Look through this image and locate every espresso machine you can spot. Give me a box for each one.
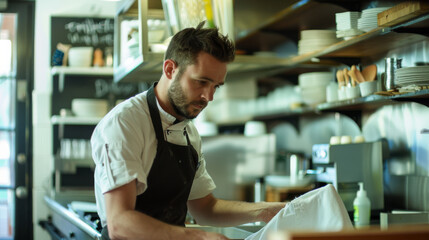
[311,141,384,212]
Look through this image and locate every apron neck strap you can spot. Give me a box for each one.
[147,83,165,143]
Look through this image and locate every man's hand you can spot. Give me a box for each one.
[188,194,286,227]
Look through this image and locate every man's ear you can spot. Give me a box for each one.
[163,59,177,80]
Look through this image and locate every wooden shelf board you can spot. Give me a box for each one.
[51,66,113,76]
[51,115,102,125]
[318,89,429,112]
[253,106,316,121]
[235,1,346,49]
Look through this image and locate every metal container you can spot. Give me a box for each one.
[383,57,402,90]
[311,142,384,212]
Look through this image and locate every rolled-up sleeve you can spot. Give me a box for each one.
[92,115,148,195]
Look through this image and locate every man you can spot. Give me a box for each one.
[91,21,285,240]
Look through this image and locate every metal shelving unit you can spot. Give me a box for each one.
[114,0,429,125]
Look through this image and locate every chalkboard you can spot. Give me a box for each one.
[50,16,114,66]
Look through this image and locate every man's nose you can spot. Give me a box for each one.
[202,87,215,102]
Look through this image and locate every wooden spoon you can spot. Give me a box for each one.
[343,68,350,87]
[362,64,377,82]
[347,67,357,86]
[336,70,344,88]
[349,65,366,84]
[355,66,366,83]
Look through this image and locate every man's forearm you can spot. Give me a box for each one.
[108,210,180,240]
[108,210,228,240]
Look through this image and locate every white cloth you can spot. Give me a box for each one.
[91,90,216,227]
[246,184,353,240]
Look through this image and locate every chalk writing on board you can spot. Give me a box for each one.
[64,19,114,46]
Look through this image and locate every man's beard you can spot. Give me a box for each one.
[168,77,207,119]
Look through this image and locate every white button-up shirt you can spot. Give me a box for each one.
[91,90,216,227]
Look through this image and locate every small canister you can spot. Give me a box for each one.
[383,57,402,91]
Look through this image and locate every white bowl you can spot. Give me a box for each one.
[244,121,266,136]
[68,47,93,67]
[299,72,333,87]
[71,98,109,117]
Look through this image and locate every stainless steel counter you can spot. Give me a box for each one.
[43,196,102,240]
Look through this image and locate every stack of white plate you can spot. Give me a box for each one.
[336,11,361,30]
[299,72,333,105]
[298,30,339,55]
[395,66,429,87]
[357,7,390,32]
[335,11,364,40]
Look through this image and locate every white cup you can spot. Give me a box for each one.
[359,81,377,97]
[346,86,361,99]
[85,140,92,159]
[326,83,339,102]
[340,135,352,144]
[60,139,71,159]
[338,86,347,100]
[354,135,366,143]
[290,154,299,183]
[78,139,87,159]
[330,136,341,145]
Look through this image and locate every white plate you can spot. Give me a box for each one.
[300,30,336,39]
[362,7,390,13]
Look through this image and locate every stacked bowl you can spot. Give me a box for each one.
[299,72,333,105]
[298,30,339,55]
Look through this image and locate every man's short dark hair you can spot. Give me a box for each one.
[164,21,235,71]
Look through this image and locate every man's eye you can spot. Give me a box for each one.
[197,80,208,85]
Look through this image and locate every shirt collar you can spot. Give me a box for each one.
[155,95,190,129]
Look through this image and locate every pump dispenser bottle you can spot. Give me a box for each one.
[353,182,371,227]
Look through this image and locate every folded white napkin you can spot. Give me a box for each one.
[246,184,353,240]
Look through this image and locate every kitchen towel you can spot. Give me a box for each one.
[245,184,353,240]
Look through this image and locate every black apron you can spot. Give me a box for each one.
[101,84,199,239]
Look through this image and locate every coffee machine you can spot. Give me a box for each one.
[311,141,384,212]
